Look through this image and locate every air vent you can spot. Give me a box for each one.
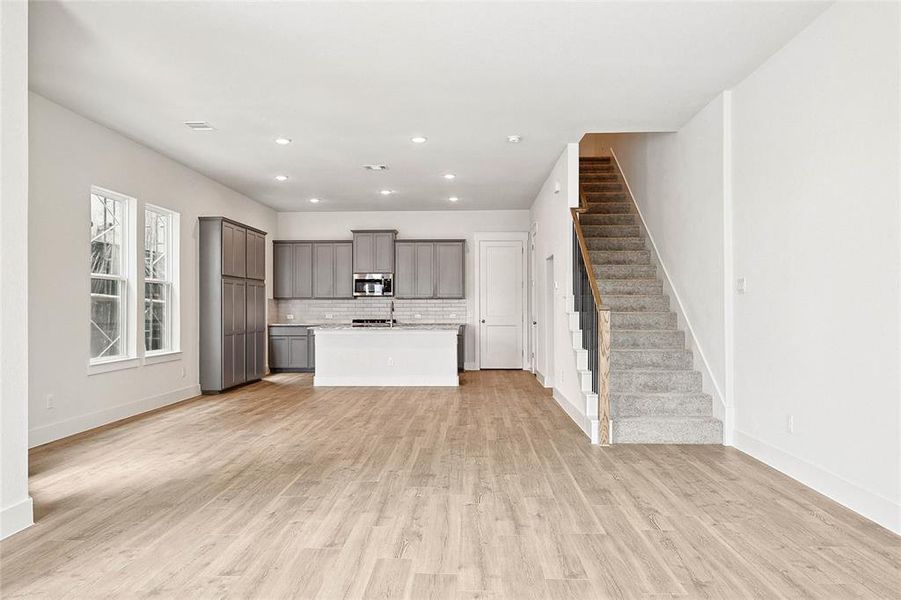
[184,121,214,131]
[363,164,389,171]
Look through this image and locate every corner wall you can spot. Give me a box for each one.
[528,144,590,433]
[28,94,278,447]
[730,2,900,533]
[0,0,34,539]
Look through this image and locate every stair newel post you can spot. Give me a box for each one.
[597,306,611,445]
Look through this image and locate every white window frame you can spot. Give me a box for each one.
[88,187,137,372]
[143,204,181,359]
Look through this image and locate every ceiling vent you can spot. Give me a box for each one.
[363,164,389,171]
[184,121,214,131]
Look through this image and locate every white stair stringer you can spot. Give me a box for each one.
[564,295,601,444]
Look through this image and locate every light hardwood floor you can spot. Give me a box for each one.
[1,371,898,599]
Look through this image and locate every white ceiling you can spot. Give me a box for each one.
[29,1,826,212]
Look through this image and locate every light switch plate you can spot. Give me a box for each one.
[736,277,748,294]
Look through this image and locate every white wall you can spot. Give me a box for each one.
[528,144,591,433]
[277,209,530,366]
[730,2,900,533]
[28,93,278,447]
[580,95,730,430]
[0,0,34,539]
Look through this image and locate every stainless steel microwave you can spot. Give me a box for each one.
[353,273,394,297]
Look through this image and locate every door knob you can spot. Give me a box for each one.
[532,321,537,325]
[481,319,486,323]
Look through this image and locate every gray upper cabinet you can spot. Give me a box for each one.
[245,230,266,281]
[273,242,312,299]
[222,221,247,278]
[313,241,353,299]
[395,239,464,299]
[353,230,396,273]
[436,241,465,298]
[199,217,267,393]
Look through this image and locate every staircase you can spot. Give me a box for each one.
[579,156,723,444]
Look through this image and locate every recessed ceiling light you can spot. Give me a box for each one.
[507,135,522,143]
[443,173,456,180]
[309,198,320,203]
[380,190,396,196]
[363,164,389,171]
[184,121,214,131]
[448,196,459,202]
[410,136,428,144]
[275,137,292,145]
[274,175,288,182]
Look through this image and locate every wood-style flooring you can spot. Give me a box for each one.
[1,371,898,599]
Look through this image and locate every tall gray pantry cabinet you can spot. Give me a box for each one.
[200,217,267,393]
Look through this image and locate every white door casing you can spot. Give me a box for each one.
[478,238,524,369]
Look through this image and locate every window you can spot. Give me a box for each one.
[90,191,129,362]
[144,205,178,354]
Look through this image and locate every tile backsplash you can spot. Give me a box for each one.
[272,298,468,324]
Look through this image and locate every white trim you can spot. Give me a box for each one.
[464,361,479,371]
[734,430,901,535]
[0,497,34,540]
[87,356,141,375]
[28,384,201,448]
[552,387,592,439]
[472,231,529,370]
[143,350,183,365]
[610,148,728,433]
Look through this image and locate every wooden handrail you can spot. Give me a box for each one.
[571,182,611,446]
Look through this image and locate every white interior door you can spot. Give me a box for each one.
[479,240,524,368]
[529,225,538,373]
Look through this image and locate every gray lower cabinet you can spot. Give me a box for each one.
[199,217,267,393]
[269,326,314,372]
[395,240,464,299]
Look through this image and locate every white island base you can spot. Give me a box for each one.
[312,327,459,387]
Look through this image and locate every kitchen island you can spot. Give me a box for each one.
[311,324,460,386]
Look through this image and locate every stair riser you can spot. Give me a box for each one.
[586,238,647,251]
[612,312,677,330]
[594,264,657,279]
[603,295,670,311]
[589,250,650,265]
[580,214,636,226]
[612,330,684,349]
[612,350,692,369]
[580,173,618,182]
[586,193,628,202]
[583,183,624,193]
[582,225,641,238]
[584,203,632,215]
[599,279,663,295]
[611,370,702,393]
[611,394,712,418]
[612,418,723,444]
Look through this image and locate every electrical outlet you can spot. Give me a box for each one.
[449,313,457,318]
[787,414,794,434]
[325,313,334,319]
[415,313,422,319]
[736,277,748,294]
[286,314,295,320]
[45,394,55,410]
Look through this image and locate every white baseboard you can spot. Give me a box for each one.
[535,371,553,388]
[464,362,479,371]
[552,387,591,439]
[1,496,34,540]
[29,384,201,448]
[734,430,900,535]
[314,375,458,387]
